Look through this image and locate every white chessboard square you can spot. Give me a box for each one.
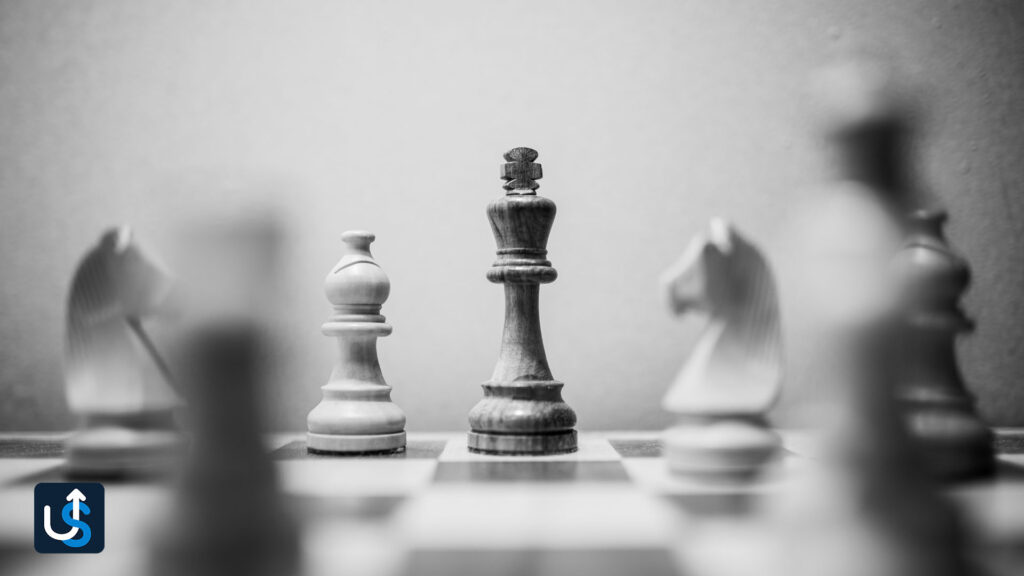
[438,435,621,463]
[392,484,683,549]
[0,458,62,487]
[278,460,437,497]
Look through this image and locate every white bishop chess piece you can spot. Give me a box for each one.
[659,219,783,480]
[307,231,406,454]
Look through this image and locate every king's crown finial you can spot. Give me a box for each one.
[501,147,543,193]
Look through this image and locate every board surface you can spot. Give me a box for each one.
[1,431,1022,576]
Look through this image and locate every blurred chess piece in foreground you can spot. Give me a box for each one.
[660,219,783,480]
[779,53,911,427]
[681,249,970,576]
[64,226,182,478]
[150,322,300,576]
[893,209,993,480]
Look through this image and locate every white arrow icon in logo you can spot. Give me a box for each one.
[43,489,86,541]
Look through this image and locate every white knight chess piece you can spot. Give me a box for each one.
[64,226,181,477]
[660,219,783,479]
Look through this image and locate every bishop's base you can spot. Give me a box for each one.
[307,431,406,455]
[468,430,578,455]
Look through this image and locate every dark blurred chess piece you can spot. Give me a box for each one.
[765,315,970,576]
[683,307,971,576]
[151,323,300,576]
[307,231,406,454]
[64,226,182,478]
[660,219,782,479]
[893,209,994,480]
[468,147,578,455]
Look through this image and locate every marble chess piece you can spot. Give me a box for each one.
[660,219,783,479]
[64,226,182,477]
[467,147,578,455]
[307,231,406,454]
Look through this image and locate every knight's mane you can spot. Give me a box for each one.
[722,237,782,363]
[66,248,125,362]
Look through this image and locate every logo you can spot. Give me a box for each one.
[34,483,104,553]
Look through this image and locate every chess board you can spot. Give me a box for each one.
[1,431,1023,576]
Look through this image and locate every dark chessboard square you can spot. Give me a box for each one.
[433,460,629,483]
[610,438,662,458]
[995,430,1024,454]
[271,439,446,460]
[289,494,405,520]
[0,438,65,459]
[662,492,755,517]
[402,548,679,576]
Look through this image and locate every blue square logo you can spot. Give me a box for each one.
[34,483,104,553]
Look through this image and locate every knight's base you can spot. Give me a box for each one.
[65,426,182,479]
[307,431,406,454]
[663,419,780,481]
[468,430,578,455]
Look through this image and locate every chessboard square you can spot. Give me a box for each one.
[272,439,446,460]
[610,438,662,458]
[0,437,66,459]
[996,430,1024,454]
[278,460,436,497]
[290,494,406,522]
[439,436,620,462]
[394,485,681,549]
[0,459,63,487]
[433,460,629,483]
[400,548,680,576]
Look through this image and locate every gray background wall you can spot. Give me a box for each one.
[1,0,1021,431]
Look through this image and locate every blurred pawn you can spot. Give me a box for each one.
[64,226,183,478]
[149,322,300,576]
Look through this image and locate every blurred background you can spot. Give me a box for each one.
[1,0,1021,432]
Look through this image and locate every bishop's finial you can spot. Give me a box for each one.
[501,147,543,193]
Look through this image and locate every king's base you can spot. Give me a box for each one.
[468,430,578,455]
[664,418,780,482]
[307,431,406,455]
[65,426,182,479]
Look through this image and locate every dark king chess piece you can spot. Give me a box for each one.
[893,209,994,480]
[467,147,578,455]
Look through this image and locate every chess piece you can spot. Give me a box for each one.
[659,219,782,479]
[780,55,912,425]
[64,226,182,477]
[467,147,578,455]
[893,209,994,480]
[693,57,971,575]
[763,312,969,576]
[151,323,300,576]
[682,309,970,576]
[307,231,406,454]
